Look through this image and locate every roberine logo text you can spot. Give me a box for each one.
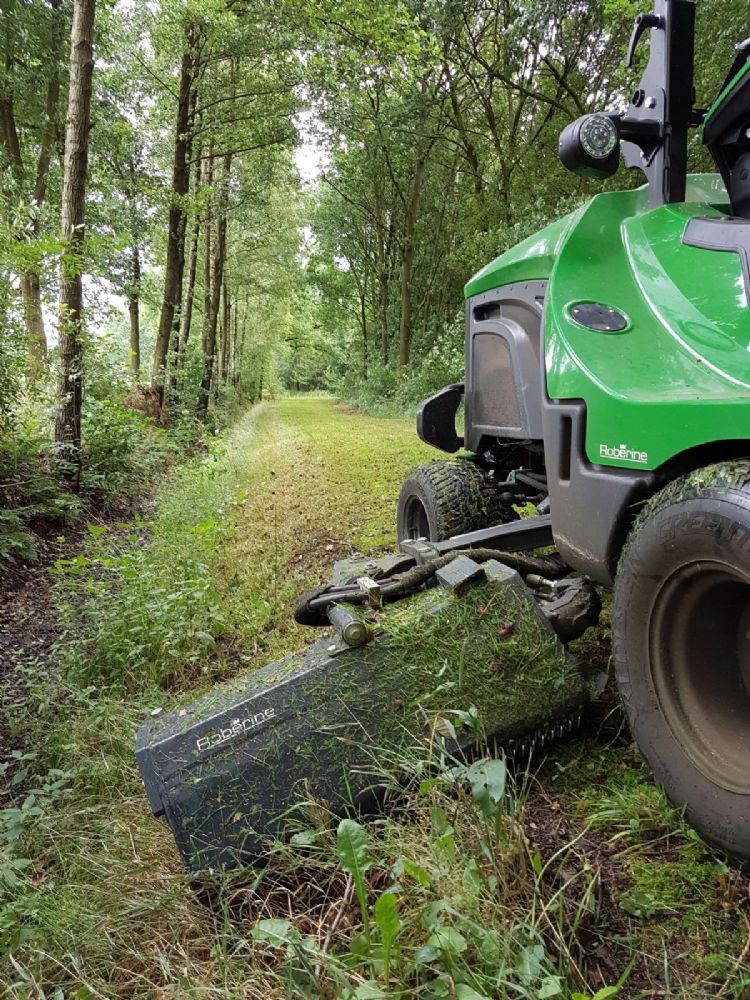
[599,442,648,465]
[196,706,275,753]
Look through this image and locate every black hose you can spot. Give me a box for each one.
[294,549,569,626]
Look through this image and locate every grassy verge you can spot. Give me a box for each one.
[1,398,748,999]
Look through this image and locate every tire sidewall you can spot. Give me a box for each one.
[614,486,750,861]
[397,476,440,541]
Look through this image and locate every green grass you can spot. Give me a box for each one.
[1,397,748,999]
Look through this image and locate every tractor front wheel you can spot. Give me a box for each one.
[397,460,512,542]
[613,462,750,864]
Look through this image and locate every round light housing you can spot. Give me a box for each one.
[558,113,621,180]
[580,114,619,160]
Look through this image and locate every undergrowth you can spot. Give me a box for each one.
[2,398,748,999]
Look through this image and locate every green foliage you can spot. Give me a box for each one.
[53,443,239,690]
[337,819,374,946]
[0,422,79,564]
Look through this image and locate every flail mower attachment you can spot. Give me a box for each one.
[136,520,601,872]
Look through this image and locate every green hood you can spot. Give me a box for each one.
[464,211,578,299]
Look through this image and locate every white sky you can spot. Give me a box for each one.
[294,109,328,186]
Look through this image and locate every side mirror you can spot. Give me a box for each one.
[558,114,620,180]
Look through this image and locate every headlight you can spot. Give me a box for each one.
[580,114,619,160]
[558,114,621,180]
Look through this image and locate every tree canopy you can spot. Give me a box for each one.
[0,0,741,485]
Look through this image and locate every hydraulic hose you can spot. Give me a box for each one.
[294,549,569,627]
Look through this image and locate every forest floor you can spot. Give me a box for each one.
[1,397,749,1000]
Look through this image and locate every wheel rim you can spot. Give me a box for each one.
[402,495,431,540]
[649,560,750,794]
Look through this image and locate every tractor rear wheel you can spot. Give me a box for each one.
[396,460,512,542]
[613,462,750,864]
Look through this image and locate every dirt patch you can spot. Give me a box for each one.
[0,535,69,762]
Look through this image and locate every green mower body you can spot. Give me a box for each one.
[468,173,748,476]
[451,173,750,584]
[415,1,750,586]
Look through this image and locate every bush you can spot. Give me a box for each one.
[81,396,179,504]
[336,313,464,416]
[0,422,79,564]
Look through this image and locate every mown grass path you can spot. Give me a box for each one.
[3,397,749,1000]
[220,397,434,664]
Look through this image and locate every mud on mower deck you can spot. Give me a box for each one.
[136,530,601,872]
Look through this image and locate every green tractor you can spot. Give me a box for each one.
[399,0,750,864]
[137,0,750,870]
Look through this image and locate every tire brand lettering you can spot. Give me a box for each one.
[196,707,276,753]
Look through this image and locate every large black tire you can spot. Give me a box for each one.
[396,460,511,542]
[613,462,750,864]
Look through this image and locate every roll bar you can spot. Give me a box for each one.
[617,0,699,205]
[559,1,703,206]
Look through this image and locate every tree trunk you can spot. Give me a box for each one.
[151,24,195,402]
[54,0,96,490]
[198,152,231,418]
[177,184,200,368]
[25,0,64,366]
[200,150,213,357]
[398,155,426,369]
[1,0,64,367]
[220,274,230,383]
[128,241,140,374]
[373,181,388,364]
[21,272,46,369]
[0,97,48,367]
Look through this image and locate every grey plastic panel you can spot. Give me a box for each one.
[465,280,547,452]
[541,396,655,585]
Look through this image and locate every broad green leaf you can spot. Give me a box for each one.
[539,976,564,998]
[337,818,372,878]
[374,891,400,942]
[352,984,386,999]
[402,857,432,887]
[467,758,506,819]
[456,986,490,1000]
[251,918,298,947]
[428,925,467,958]
[413,944,441,965]
[337,818,372,942]
[516,942,545,980]
[374,890,400,980]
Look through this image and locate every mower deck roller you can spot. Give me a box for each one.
[136,557,592,871]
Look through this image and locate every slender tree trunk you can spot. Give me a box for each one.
[151,24,195,403]
[231,296,240,384]
[0,97,47,368]
[200,151,213,358]
[0,0,64,368]
[373,184,388,364]
[220,274,230,382]
[21,272,46,367]
[198,152,231,418]
[54,0,96,489]
[128,242,140,374]
[177,216,199,365]
[238,294,247,392]
[398,155,426,369]
[25,0,63,366]
[177,158,201,368]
